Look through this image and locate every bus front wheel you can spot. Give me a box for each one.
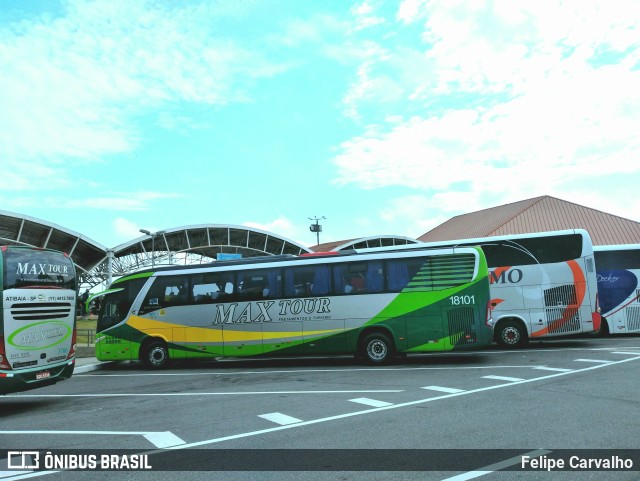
[144,340,169,369]
[496,321,527,348]
[361,332,395,365]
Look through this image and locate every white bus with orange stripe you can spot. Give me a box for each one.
[358,229,600,347]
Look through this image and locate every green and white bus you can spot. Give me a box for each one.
[95,246,493,367]
[1,246,77,394]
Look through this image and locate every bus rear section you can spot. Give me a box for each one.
[594,245,640,335]
[481,230,600,346]
[0,246,77,395]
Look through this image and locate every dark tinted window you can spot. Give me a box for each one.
[333,261,384,294]
[140,275,189,313]
[3,248,75,290]
[459,234,583,267]
[386,258,426,292]
[97,277,147,331]
[284,265,330,297]
[237,269,282,300]
[595,250,640,270]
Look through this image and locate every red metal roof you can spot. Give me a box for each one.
[418,196,640,246]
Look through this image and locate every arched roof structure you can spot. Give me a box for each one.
[0,211,312,289]
[311,235,419,252]
[97,224,313,281]
[0,209,107,280]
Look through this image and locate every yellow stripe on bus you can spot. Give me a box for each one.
[127,316,343,343]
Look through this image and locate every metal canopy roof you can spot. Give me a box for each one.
[0,209,107,278]
[97,224,313,280]
[0,211,312,289]
[311,235,419,252]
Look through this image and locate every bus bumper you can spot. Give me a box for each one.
[0,359,75,395]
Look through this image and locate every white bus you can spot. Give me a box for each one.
[357,229,600,347]
[0,246,77,394]
[594,244,640,335]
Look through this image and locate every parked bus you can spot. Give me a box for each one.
[357,229,600,348]
[594,244,640,335]
[0,246,77,394]
[94,247,493,367]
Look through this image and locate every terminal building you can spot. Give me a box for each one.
[1,195,639,289]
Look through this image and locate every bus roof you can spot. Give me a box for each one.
[355,229,591,255]
[593,244,640,252]
[113,246,481,282]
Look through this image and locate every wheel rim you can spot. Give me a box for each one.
[367,339,387,361]
[502,326,520,345]
[149,346,166,366]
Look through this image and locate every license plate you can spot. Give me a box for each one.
[36,371,51,380]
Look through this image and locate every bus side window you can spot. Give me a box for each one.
[191,273,219,304]
[284,266,329,297]
[141,276,189,312]
[386,258,426,292]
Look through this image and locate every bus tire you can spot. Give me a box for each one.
[361,332,395,365]
[144,340,169,369]
[496,320,527,348]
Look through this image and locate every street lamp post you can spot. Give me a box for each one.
[308,216,326,245]
[139,229,165,268]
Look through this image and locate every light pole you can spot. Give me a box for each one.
[139,229,165,268]
[308,216,326,245]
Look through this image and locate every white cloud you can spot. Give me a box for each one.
[333,0,640,218]
[0,0,287,191]
[113,217,145,241]
[243,216,309,246]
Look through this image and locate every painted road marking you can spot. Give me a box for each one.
[421,386,465,394]
[349,398,393,408]
[441,449,552,480]
[166,355,640,450]
[5,389,404,398]
[611,351,640,355]
[0,431,184,449]
[481,375,525,382]
[143,431,186,448]
[258,413,302,425]
[532,367,573,372]
[574,359,613,364]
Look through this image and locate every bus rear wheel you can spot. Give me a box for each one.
[144,340,169,369]
[361,332,395,365]
[496,321,527,348]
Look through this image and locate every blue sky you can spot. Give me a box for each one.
[1,0,639,250]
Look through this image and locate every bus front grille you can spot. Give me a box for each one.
[10,302,73,321]
[626,307,640,332]
[447,307,476,345]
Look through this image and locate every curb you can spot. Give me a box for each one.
[74,361,111,374]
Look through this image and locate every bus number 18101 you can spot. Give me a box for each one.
[449,295,475,305]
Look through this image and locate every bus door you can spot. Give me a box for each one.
[97,295,132,360]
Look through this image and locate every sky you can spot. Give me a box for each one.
[1,0,639,251]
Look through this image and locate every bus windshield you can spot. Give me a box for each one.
[3,248,75,290]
